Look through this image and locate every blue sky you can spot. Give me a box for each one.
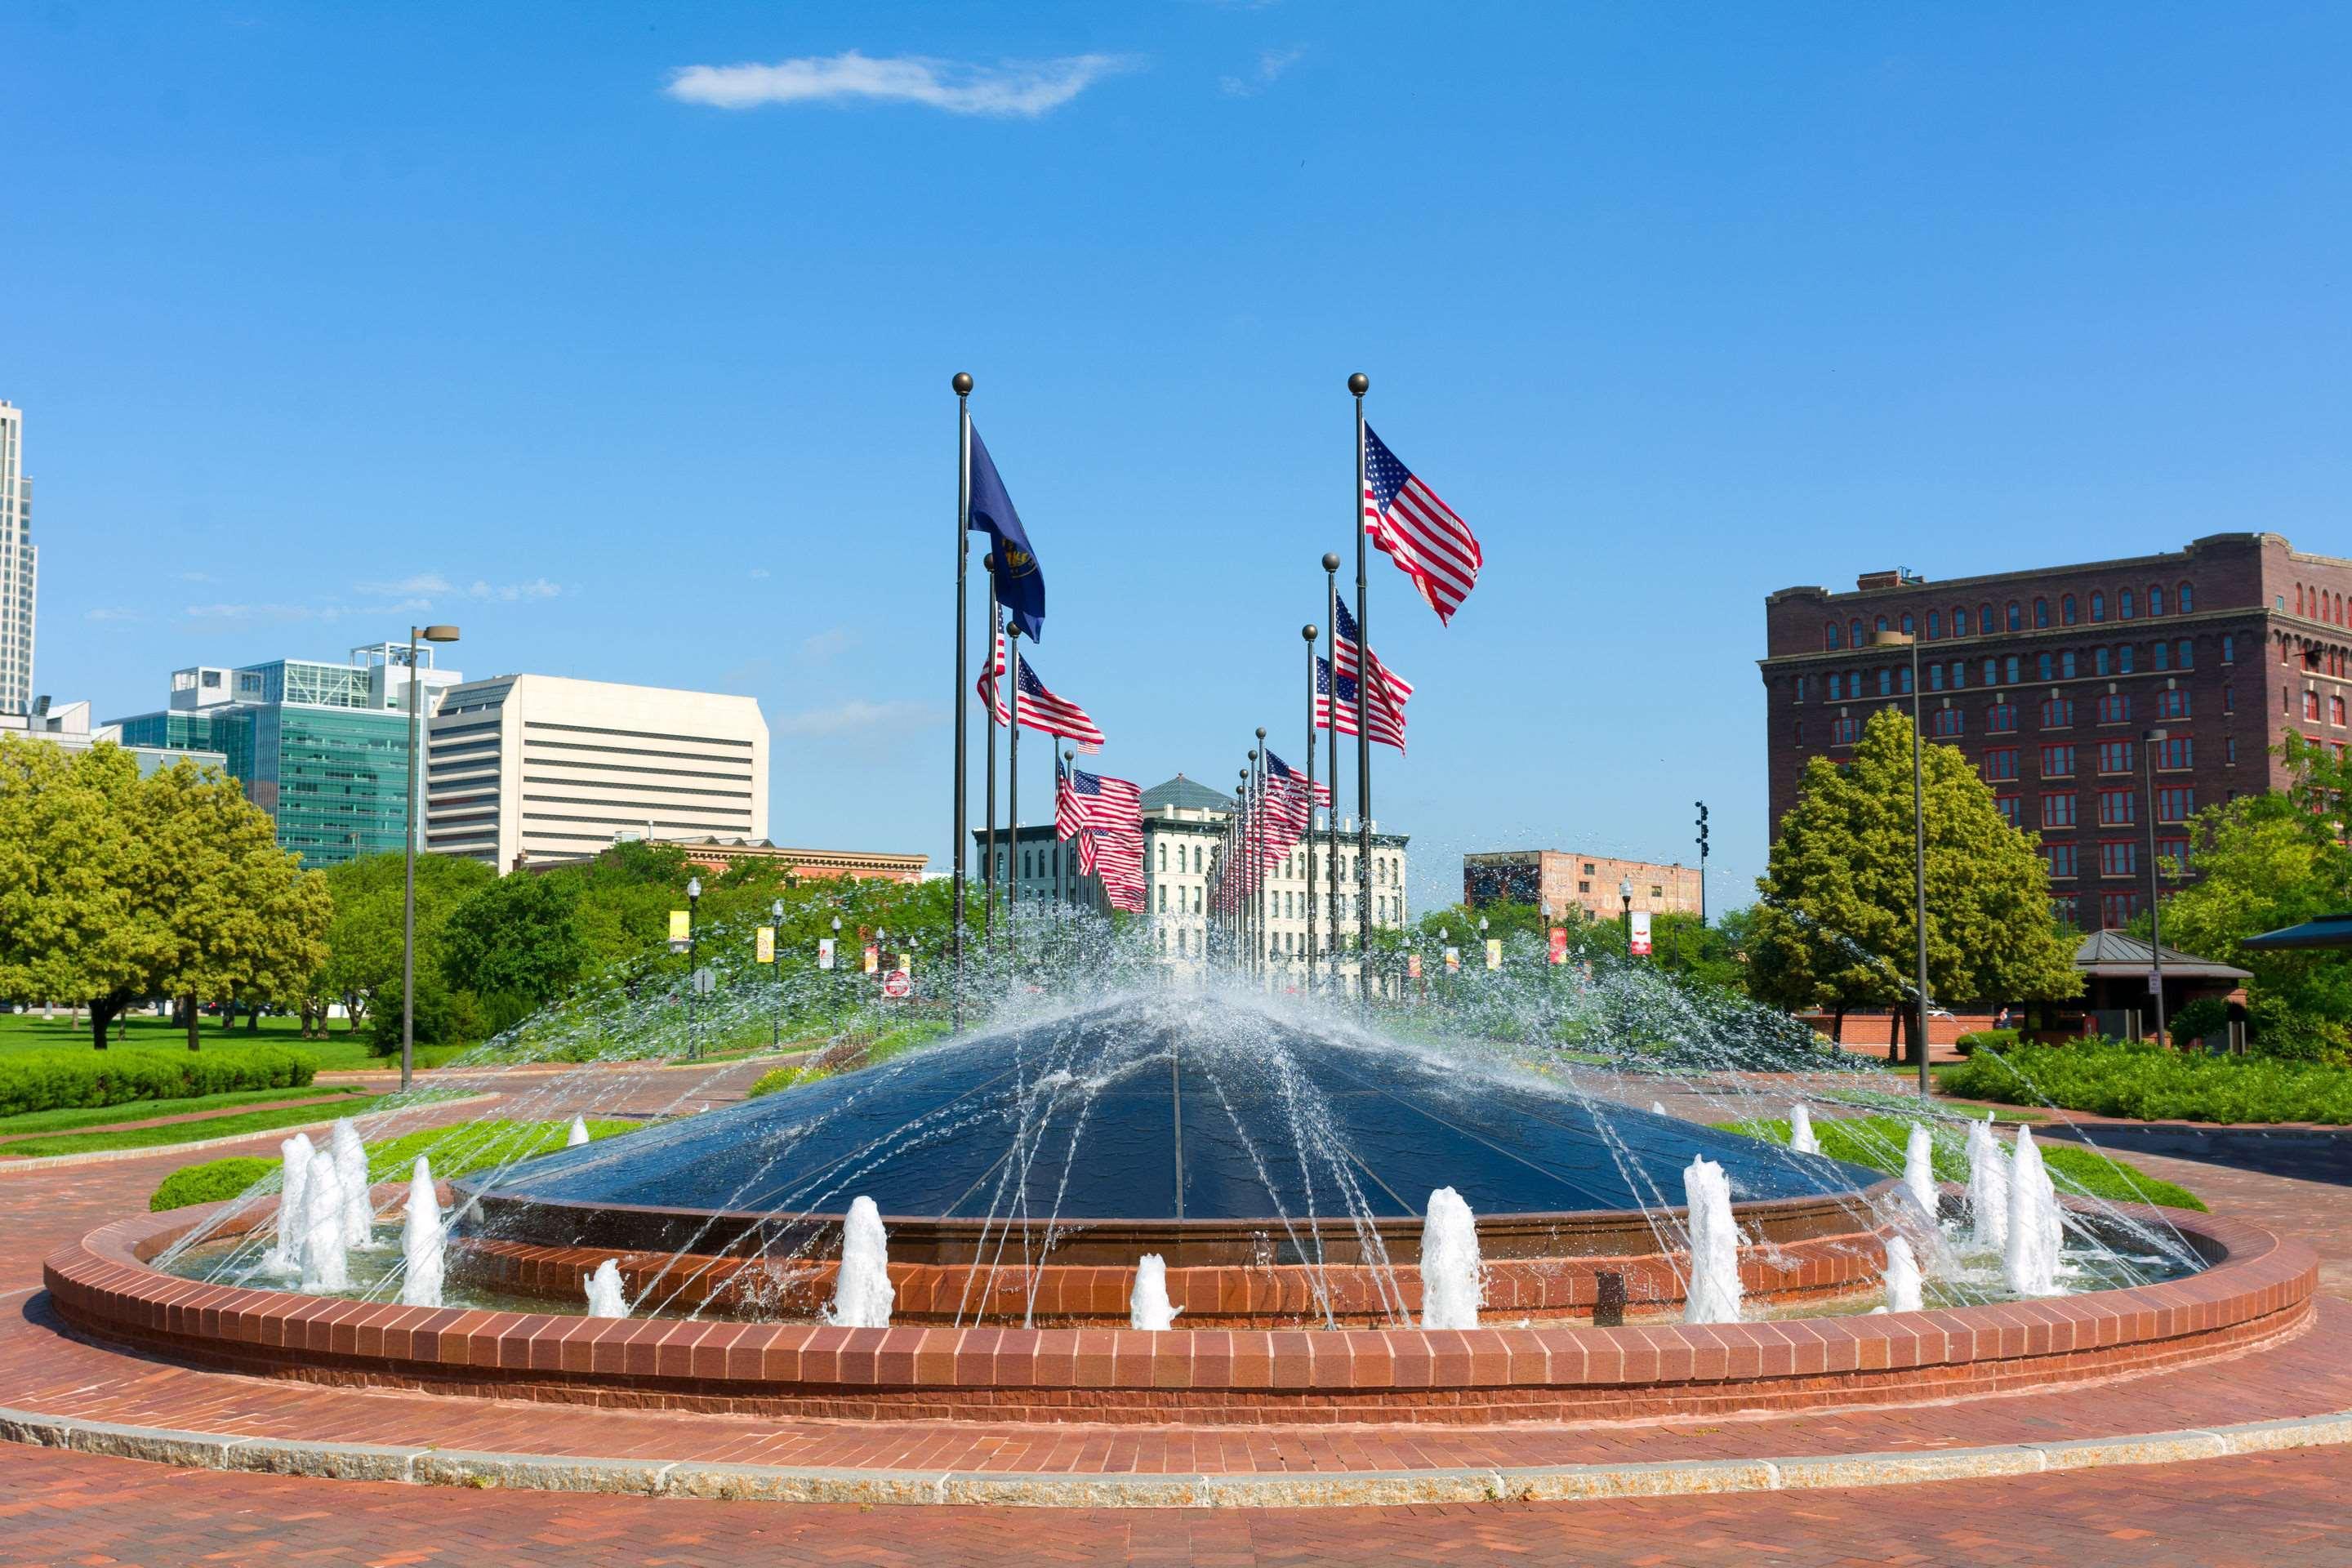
[7,3,2350,911]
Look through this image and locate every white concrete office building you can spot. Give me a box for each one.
[0,401,37,716]
[424,675,768,871]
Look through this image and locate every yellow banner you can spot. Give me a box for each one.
[1485,938,1502,970]
[755,926,775,964]
[668,910,690,943]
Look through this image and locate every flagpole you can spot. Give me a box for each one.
[1324,552,1341,997]
[1349,372,1373,1004]
[951,371,972,1030]
[982,569,999,947]
[1006,625,1021,964]
[1301,623,1320,994]
[1056,743,1068,915]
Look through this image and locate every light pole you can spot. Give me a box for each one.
[1540,900,1552,978]
[831,915,844,1036]
[1619,877,1633,953]
[1874,627,1931,1097]
[686,875,702,1059]
[1478,915,1490,978]
[399,622,459,1094]
[770,898,785,1051]
[2144,728,2169,1045]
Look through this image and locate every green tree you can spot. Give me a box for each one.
[1748,708,2078,1055]
[318,852,495,1045]
[441,872,589,1018]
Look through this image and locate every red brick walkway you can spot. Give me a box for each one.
[0,1062,2347,1563]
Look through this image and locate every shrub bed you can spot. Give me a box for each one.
[149,1116,639,1211]
[1942,1037,2352,1125]
[0,1047,317,1119]
[1722,1113,2205,1210]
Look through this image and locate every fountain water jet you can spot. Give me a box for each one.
[1902,1122,1938,1219]
[1882,1234,1924,1313]
[2003,1125,2065,1296]
[826,1196,893,1329]
[1788,1102,1820,1156]
[401,1156,444,1308]
[1129,1254,1181,1330]
[567,1116,590,1148]
[584,1258,628,1318]
[1967,1113,2011,1252]
[330,1119,374,1250]
[1682,1156,1743,1325]
[1418,1187,1485,1330]
[268,1134,313,1274]
[300,1157,349,1292]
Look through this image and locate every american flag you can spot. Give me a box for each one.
[978,640,1106,752]
[1251,752,1324,872]
[1089,831,1146,912]
[1315,657,1406,753]
[1363,423,1481,626]
[1064,766,1143,831]
[1054,758,1082,842]
[1332,598,1415,707]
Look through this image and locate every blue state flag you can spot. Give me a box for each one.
[967,423,1045,641]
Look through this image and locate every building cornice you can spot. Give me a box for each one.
[1757,604,2270,674]
[1762,532,2314,609]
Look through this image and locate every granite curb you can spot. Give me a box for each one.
[0,1403,2341,1509]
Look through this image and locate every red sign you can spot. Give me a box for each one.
[1548,927,1568,965]
[1407,954,1423,979]
[882,969,913,1000]
[1629,910,1653,956]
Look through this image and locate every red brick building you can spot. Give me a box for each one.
[1760,532,2352,932]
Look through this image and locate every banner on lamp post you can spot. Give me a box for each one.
[755,927,775,964]
[1548,927,1568,965]
[1629,910,1652,956]
[667,910,690,953]
[1484,938,1501,970]
[1443,946,1460,973]
[1407,953,1423,980]
[862,944,880,975]
[817,938,836,970]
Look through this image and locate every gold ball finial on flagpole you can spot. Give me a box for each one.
[1256,727,1267,741]
[1347,372,1369,397]
[1321,552,1340,572]
[1302,624,1318,642]
[952,372,973,395]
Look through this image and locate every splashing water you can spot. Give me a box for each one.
[2004,1125,2065,1297]
[401,1156,444,1309]
[268,1134,313,1275]
[1788,1102,1819,1156]
[827,1196,893,1329]
[330,1119,375,1251]
[1902,1122,1938,1220]
[1649,1100,1669,1116]
[1882,1233,1924,1312]
[301,1156,350,1292]
[1682,1156,1743,1325]
[1966,1113,2011,1252]
[567,1116,590,1148]
[1129,1254,1182,1330]
[1418,1187,1485,1330]
[584,1258,629,1318]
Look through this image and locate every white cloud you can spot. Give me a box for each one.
[748,567,773,580]
[356,572,453,598]
[467,578,562,603]
[800,628,854,664]
[1221,45,1306,96]
[179,571,216,584]
[773,698,942,737]
[181,602,322,624]
[84,607,145,624]
[665,50,1133,118]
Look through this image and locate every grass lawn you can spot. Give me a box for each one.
[1717,1113,2206,1211]
[0,1012,470,1072]
[0,1084,372,1139]
[0,1094,394,1160]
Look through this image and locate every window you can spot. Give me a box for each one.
[1927,611,1940,639]
[2091,591,2106,622]
[1953,607,1971,636]
[1901,612,1915,635]
[2100,840,2139,878]
[1995,794,2022,827]
[2152,640,2170,671]
[2149,586,2165,617]
[1827,673,1842,701]
[2154,736,2193,770]
[1980,602,1995,635]
[2118,644,2136,673]
[1980,747,2020,782]
[2177,639,2194,669]
[1156,884,1167,912]
[2096,740,2134,773]
[2042,696,2074,728]
[2225,736,2238,763]
[1899,663,1913,694]
[2180,583,2194,613]
[2223,684,2234,714]
[1832,715,1861,745]
[2038,653,2054,680]
[2002,655,2020,684]
[1195,846,1203,872]
[2098,693,2131,724]
[1949,662,1967,688]
[2155,688,2190,720]
[2336,695,2348,728]
[2306,690,2323,722]
[2156,786,2195,822]
[2120,589,2136,620]
[2157,835,2190,875]
[2097,788,2136,826]
[1878,668,1893,697]
[2062,594,2078,626]
[2100,892,2144,928]
[1929,662,1945,691]
[2042,793,2078,829]
[2041,743,2076,777]
[1931,707,1964,737]
[1983,657,1998,686]
[2045,843,2078,879]
[2060,650,2078,678]
[2007,601,2022,631]
[2034,598,2050,628]
[2222,634,2234,664]
[1157,841,1167,871]
[1986,702,2017,733]
[1577,879,1591,892]
[1850,620,1864,652]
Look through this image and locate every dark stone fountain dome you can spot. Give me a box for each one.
[462,994,1880,1262]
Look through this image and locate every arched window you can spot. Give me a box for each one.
[1157,841,1166,872]
[1875,615,1890,635]
[2118,644,2136,673]
[1927,611,1940,639]
[2006,601,2022,631]
[1825,622,1842,649]
[2091,591,2105,622]
[2062,594,2078,625]
[1850,618,1864,648]
[2038,653,2053,680]
[2120,590,2136,620]
[1950,662,1967,688]
[1901,612,1915,635]
[1980,603,1995,635]
[2149,585,2164,617]
[2061,650,2077,678]
[2178,582,2194,613]
[1194,846,1203,873]
[2005,655,2021,684]
[2034,598,2050,628]
[1953,606,1970,636]
[2296,584,2305,615]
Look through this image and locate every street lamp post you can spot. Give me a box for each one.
[1874,628,1931,1098]
[1619,878,1633,952]
[1540,900,1552,978]
[770,898,785,1051]
[831,915,844,1036]
[686,875,702,1060]
[2144,728,2169,1045]
[1478,915,1490,978]
[399,622,459,1094]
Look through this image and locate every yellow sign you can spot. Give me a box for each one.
[668,910,690,943]
[755,927,775,964]
[863,944,880,975]
[898,952,912,975]
[1443,947,1460,973]
[1485,938,1502,971]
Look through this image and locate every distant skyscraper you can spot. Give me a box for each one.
[0,401,36,716]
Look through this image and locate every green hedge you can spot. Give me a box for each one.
[1953,1029,2018,1058]
[149,1116,639,1211]
[0,1047,317,1119]
[1943,1038,2352,1125]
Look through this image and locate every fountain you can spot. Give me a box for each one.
[2004,1125,2065,1296]
[1967,1113,2010,1251]
[1788,1102,1820,1156]
[1901,1121,1938,1219]
[1882,1233,1923,1313]
[583,1258,629,1318]
[268,1134,313,1274]
[1129,1254,1180,1330]
[1681,1156,1743,1325]
[826,1196,894,1329]
[1417,1187,1484,1330]
[330,1119,374,1250]
[401,1156,444,1309]
[299,1156,349,1292]
[567,1116,590,1147]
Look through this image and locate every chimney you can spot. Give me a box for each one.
[1855,570,1901,591]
